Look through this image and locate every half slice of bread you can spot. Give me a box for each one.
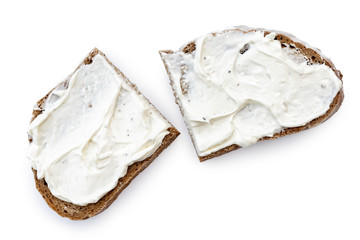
[28,48,179,220]
[160,26,343,161]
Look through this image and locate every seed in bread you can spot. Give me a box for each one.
[160,26,343,161]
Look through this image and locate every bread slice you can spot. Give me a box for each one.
[28,48,180,220]
[160,26,343,162]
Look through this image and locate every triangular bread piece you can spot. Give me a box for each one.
[160,26,343,161]
[27,49,179,220]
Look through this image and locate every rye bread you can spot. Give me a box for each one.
[29,48,180,220]
[160,27,344,162]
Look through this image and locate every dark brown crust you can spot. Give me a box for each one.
[29,49,180,220]
[182,42,196,54]
[198,89,344,162]
[160,28,344,162]
[32,128,179,220]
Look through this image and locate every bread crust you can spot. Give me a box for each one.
[160,28,344,162]
[29,49,180,220]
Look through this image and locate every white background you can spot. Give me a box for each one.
[1,0,359,239]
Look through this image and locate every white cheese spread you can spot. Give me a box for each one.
[27,54,171,206]
[161,29,342,157]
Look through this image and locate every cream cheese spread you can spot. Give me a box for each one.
[27,54,171,206]
[161,29,342,157]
